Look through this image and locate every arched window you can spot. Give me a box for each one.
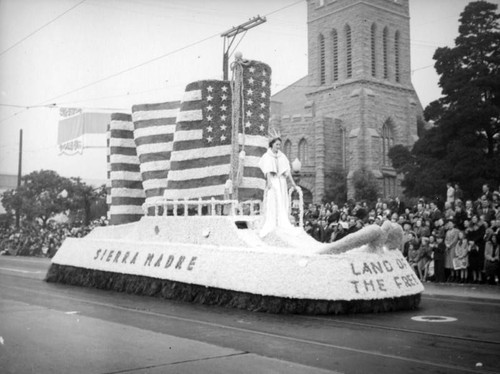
[319,33,326,85]
[345,24,352,78]
[371,23,377,77]
[382,118,394,166]
[383,176,397,199]
[298,138,308,164]
[331,29,339,81]
[383,27,389,79]
[394,30,400,82]
[284,139,292,161]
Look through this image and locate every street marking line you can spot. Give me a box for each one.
[411,315,457,323]
[0,284,492,374]
[0,267,43,274]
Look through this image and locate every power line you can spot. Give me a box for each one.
[0,0,87,58]
[0,0,305,124]
[40,0,304,105]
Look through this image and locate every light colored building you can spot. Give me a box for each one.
[271,0,425,203]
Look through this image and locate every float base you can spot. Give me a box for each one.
[46,264,421,315]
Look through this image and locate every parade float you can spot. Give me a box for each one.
[46,55,423,314]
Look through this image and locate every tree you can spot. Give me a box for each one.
[399,1,500,199]
[1,170,72,226]
[1,170,106,227]
[66,178,107,226]
[352,169,379,203]
[324,169,347,205]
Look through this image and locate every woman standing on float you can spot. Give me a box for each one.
[258,135,298,238]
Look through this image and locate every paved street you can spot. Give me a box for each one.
[1,256,499,374]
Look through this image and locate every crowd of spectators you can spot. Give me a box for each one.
[2,183,500,286]
[301,183,500,285]
[0,218,107,258]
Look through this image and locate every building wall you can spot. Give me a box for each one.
[272,0,423,202]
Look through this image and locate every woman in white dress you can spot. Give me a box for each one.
[258,136,298,238]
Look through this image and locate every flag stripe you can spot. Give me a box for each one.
[110,120,134,130]
[110,170,143,181]
[182,89,202,102]
[170,155,230,170]
[141,170,169,181]
[139,160,170,173]
[110,129,134,139]
[136,142,173,155]
[110,138,135,148]
[134,118,177,129]
[142,179,169,191]
[139,152,171,164]
[167,164,231,181]
[132,109,178,122]
[134,133,173,146]
[111,188,147,198]
[134,125,176,138]
[110,154,140,165]
[170,145,232,161]
[110,146,138,156]
[111,163,143,172]
[176,109,203,122]
[111,180,144,189]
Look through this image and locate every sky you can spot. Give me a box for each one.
[0,0,498,184]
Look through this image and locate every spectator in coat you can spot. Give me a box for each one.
[418,236,433,281]
[454,230,469,283]
[444,220,460,282]
[432,235,446,283]
[484,234,499,285]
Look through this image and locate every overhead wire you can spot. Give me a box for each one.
[0,0,306,124]
[0,0,87,58]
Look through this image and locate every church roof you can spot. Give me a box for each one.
[271,75,311,117]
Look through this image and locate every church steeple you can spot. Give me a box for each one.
[307,0,411,89]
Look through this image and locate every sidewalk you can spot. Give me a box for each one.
[422,281,500,301]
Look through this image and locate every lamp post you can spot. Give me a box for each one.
[292,158,302,183]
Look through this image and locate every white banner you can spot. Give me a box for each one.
[52,236,423,301]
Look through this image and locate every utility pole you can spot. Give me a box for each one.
[16,129,23,228]
[221,15,266,80]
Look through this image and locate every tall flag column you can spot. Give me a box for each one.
[131,101,180,204]
[109,113,145,224]
[234,59,271,201]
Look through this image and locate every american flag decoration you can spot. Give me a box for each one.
[131,101,180,204]
[109,113,145,224]
[106,123,111,211]
[234,59,271,201]
[164,60,270,201]
[163,80,233,200]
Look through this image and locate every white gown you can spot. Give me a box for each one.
[258,149,294,238]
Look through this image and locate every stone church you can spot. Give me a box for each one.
[270,0,425,204]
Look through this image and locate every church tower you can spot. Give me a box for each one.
[306,0,422,198]
[271,0,424,203]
